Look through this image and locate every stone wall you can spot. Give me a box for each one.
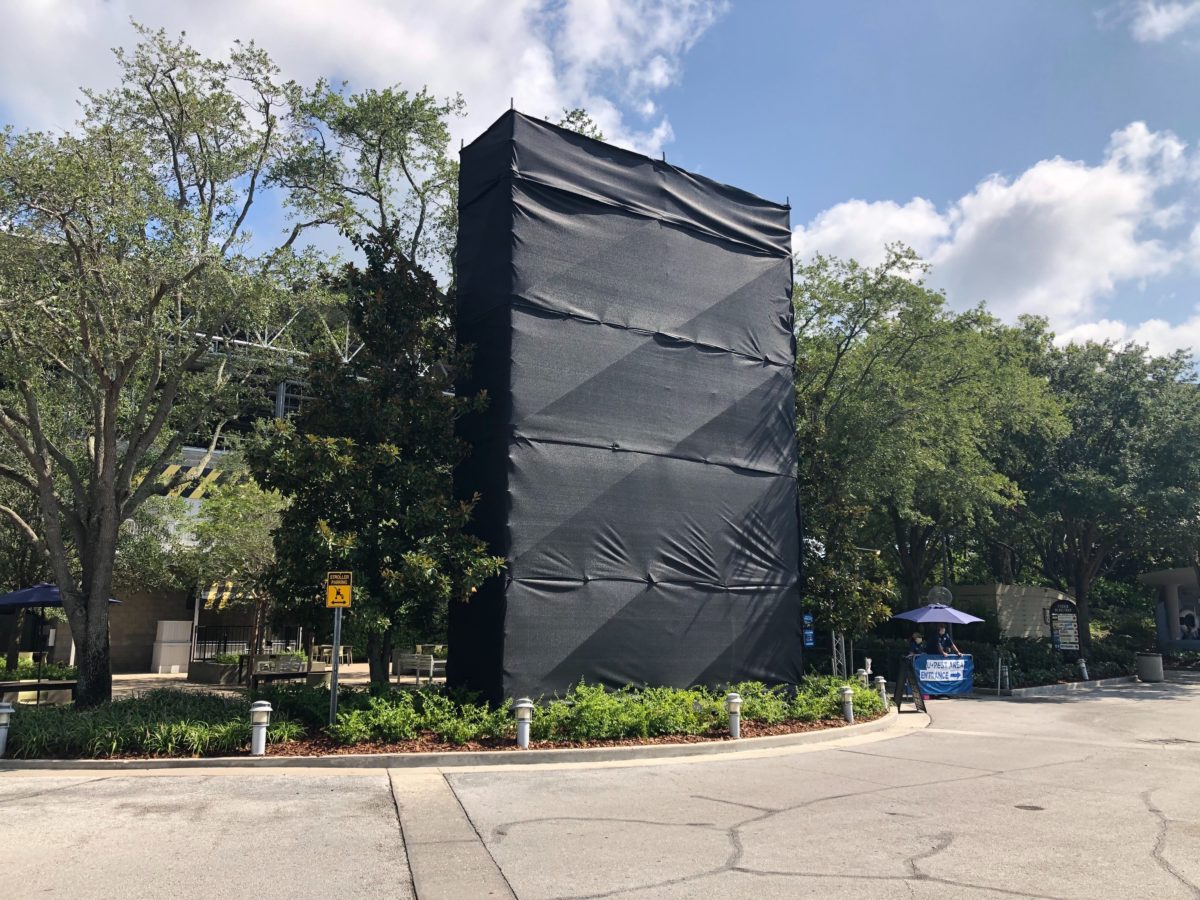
[108,585,192,673]
[952,584,1073,640]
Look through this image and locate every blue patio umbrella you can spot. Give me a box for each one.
[0,585,120,704]
[0,583,120,609]
[891,603,983,625]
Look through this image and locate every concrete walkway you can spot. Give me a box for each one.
[4,674,1199,899]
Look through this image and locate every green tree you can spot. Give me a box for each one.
[803,543,895,638]
[0,28,329,704]
[875,310,1063,606]
[556,108,606,140]
[249,231,503,685]
[794,249,931,630]
[1029,340,1200,650]
[114,495,191,595]
[794,250,1063,612]
[0,481,52,668]
[187,477,285,593]
[182,471,286,653]
[274,82,465,274]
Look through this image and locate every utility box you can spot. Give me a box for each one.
[151,619,193,674]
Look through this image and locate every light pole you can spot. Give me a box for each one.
[250,701,272,756]
[513,698,534,749]
[725,692,742,739]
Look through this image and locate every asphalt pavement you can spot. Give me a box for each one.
[3,673,1198,899]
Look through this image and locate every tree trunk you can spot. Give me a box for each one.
[74,614,113,707]
[985,538,1017,584]
[889,509,938,608]
[366,631,392,688]
[250,599,269,654]
[899,567,925,609]
[63,565,117,708]
[1072,567,1093,654]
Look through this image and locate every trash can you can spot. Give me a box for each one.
[1136,652,1164,683]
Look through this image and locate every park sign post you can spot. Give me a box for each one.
[326,571,352,724]
[1049,598,1080,653]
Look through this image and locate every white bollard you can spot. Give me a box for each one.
[874,675,889,710]
[840,686,854,724]
[856,668,868,687]
[0,702,12,757]
[513,698,534,749]
[725,692,742,739]
[1077,658,1089,681]
[250,701,272,757]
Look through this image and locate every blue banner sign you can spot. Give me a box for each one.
[914,654,973,696]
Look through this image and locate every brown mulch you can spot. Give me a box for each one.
[262,713,882,758]
[31,714,887,761]
[21,715,892,763]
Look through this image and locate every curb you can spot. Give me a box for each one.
[0,708,904,772]
[974,675,1139,698]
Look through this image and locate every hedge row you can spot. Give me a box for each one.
[7,677,884,759]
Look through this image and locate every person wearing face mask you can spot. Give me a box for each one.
[907,631,925,657]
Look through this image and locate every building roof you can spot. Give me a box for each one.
[1138,567,1197,588]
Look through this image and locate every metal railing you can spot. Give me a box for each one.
[191,625,299,661]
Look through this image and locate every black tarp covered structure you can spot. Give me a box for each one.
[451,110,802,702]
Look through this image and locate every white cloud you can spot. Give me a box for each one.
[0,0,725,156]
[554,0,725,102]
[1057,313,1200,355]
[791,197,949,264]
[1126,1,1200,41]
[792,122,1198,348]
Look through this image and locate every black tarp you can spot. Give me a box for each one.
[451,110,802,702]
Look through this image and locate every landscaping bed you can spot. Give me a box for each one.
[5,677,885,760]
[262,714,881,757]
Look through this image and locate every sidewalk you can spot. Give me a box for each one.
[4,676,1198,899]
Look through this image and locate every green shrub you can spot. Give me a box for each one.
[211,652,241,665]
[518,679,874,744]
[787,691,828,722]
[9,678,887,758]
[528,697,572,741]
[328,709,373,745]
[268,720,306,744]
[0,661,77,680]
[562,683,650,740]
[7,689,304,759]
[641,686,720,736]
[326,689,513,746]
[730,681,790,724]
[252,683,369,729]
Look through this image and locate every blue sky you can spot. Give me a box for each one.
[2,1,1199,352]
[661,2,1200,350]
